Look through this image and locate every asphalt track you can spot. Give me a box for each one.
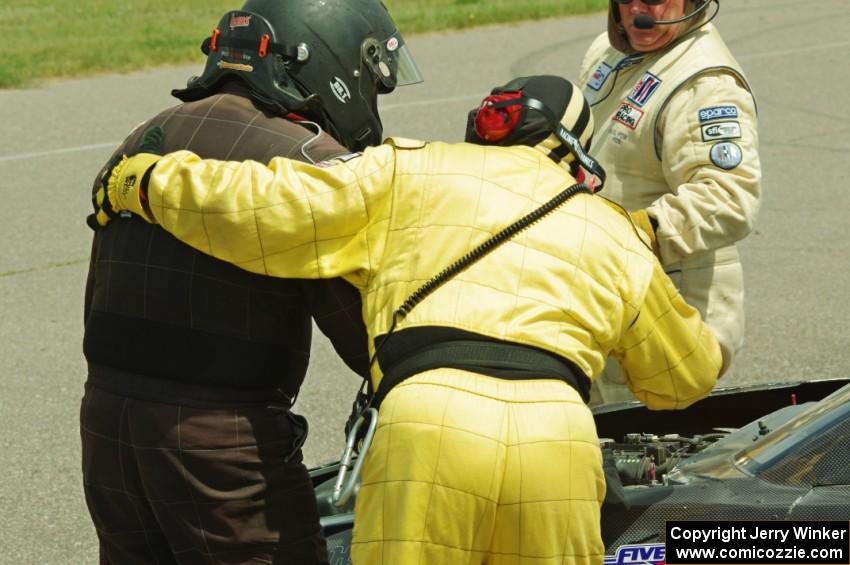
[1,1,848,562]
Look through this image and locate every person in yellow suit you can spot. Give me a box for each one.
[90,75,721,565]
[577,0,761,405]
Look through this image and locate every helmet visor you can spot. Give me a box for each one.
[388,33,423,87]
[364,31,423,93]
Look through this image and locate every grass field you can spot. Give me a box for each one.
[0,0,607,88]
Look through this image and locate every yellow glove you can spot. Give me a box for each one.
[629,209,661,260]
[87,126,164,229]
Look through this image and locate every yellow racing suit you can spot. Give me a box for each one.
[578,22,761,403]
[131,138,722,564]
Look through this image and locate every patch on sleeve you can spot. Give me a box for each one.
[587,62,613,91]
[613,102,645,130]
[709,141,743,170]
[627,72,662,107]
[316,152,361,167]
[698,105,738,123]
[701,121,741,142]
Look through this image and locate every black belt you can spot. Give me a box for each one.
[373,339,590,407]
[87,363,289,407]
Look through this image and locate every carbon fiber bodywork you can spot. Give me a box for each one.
[310,378,850,563]
[598,379,850,551]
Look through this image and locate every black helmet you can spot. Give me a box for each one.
[173,0,423,151]
[465,75,606,190]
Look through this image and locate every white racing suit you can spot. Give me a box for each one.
[578,22,761,403]
[134,139,722,564]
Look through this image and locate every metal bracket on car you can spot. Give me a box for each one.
[331,407,378,508]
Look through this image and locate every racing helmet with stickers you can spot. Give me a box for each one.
[173,0,423,151]
[465,75,606,191]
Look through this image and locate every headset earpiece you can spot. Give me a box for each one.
[473,92,524,142]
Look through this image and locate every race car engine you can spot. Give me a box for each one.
[601,432,728,485]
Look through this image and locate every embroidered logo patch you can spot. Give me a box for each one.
[698,105,738,123]
[613,102,644,129]
[709,141,743,170]
[701,121,741,142]
[627,72,662,107]
[587,62,613,91]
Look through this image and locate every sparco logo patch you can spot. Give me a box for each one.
[698,105,738,123]
[229,14,252,28]
[701,121,741,141]
[627,72,662,107]
[330,77,351,103]
[613,102,644,130]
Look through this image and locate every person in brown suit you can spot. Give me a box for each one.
[80,1,422,563]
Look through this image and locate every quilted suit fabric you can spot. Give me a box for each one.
[357,369,604,564]
[138,138,722,564]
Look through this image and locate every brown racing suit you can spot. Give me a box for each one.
[82,83,369,565]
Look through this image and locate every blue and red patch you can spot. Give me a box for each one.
[627,72,662,107]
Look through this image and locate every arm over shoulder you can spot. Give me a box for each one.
[146,146,398,281]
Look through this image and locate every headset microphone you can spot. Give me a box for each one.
[634,0,714,29]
